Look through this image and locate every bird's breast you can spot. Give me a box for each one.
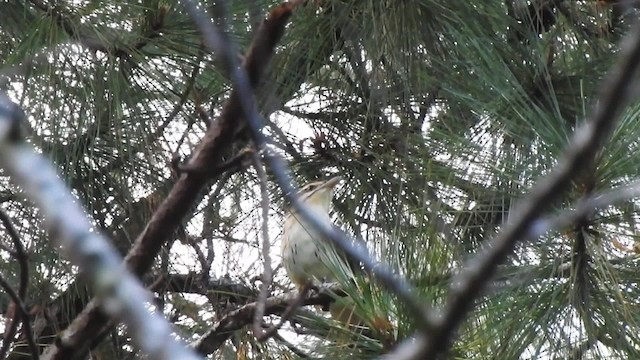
[281,213,334,286]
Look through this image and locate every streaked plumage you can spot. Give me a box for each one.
[281,176,393,330]
[281,176,344,288]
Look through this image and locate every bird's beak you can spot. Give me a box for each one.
[322,176,342,189]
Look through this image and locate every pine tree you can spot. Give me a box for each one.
[1,0,639,359]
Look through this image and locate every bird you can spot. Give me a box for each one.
[280,176,364,326]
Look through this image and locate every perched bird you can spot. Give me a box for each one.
[280,176,362,324]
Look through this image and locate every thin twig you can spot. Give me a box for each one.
[0,275,36,359]
[0,210,39,359]
[194,102,213,128]
[0,211,29,301]
[187,237,209,276]
[257,284,311,341]
[0,242,17,257]
[177,147,254,177]
[251,152,275,341]
[192,283,339,355]
[181,0,434,333]
[272,333,309,358]
[530,178,640,238]
[154,51,204,139]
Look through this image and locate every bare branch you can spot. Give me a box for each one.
[177,147,254,177]
[0,210,38,359]
[531,178,640,238]
[387,20,640,360]
[36,2,301,358]
[0,95,203,360]
[251,152,276,341]
[257,284,311,342]
[182,0,434,334]
[192,283,342,355]
[0,274,37,359]
[149,273,257,301]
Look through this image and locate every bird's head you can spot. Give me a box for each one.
[298,176,342,211]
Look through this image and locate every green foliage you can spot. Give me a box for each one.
[1,0,640,359]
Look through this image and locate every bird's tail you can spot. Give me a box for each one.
[329,295,394,334]
[315,239,394,333]
[329,296,363,326]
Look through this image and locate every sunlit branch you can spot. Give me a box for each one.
[412,19,640,360]
[0,94,202,360]
[530,178,640,238]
